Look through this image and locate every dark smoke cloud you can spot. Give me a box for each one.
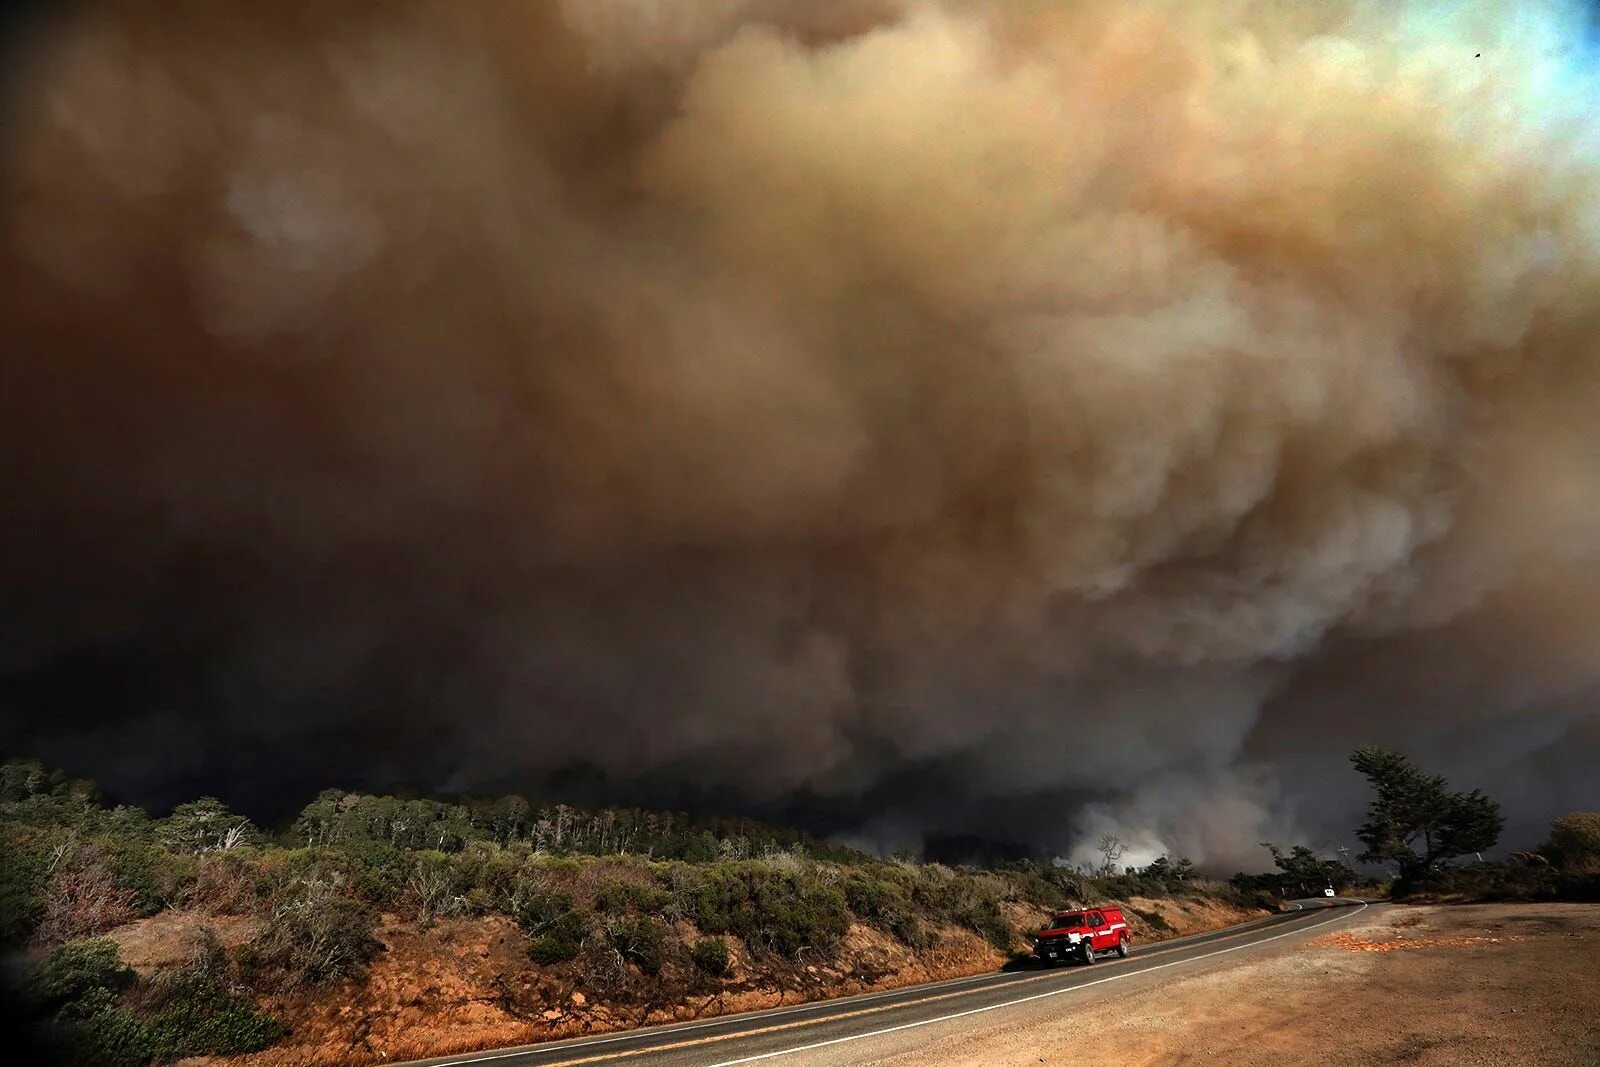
[3,0,1600,867]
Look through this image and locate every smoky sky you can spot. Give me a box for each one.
[4,0,1600,869]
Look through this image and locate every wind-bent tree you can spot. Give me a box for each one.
[1349,747,1502,877]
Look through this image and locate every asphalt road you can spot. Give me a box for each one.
[409,897,1374,1067]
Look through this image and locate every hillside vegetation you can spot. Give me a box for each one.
[1,758,1280,1066]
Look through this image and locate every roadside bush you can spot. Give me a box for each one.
[515,883,590,964]
[595,876,672,916]
[36,993,153,1067]
[36,848,140,944]
[684,862,850,959]
[1546,812,1600,873]
[246,879,382,989]
[527,917,589,965]
[1394,862,1558,902]
[1217,876,1282,913]
[407,852,471,926]
[690,936,731,977]
[606,915,669,976]
[143,969,284,1057]
[0,832,52,943]
[105,840,198,917]
[1128,906,1174,934]
[908,867,1009,949]
[23,937,134,1015]
[958,897,1010,950]
[1557,873,1600,900]
[141,927,285,1057]
[191,851,264,915]
[842,869,928,950]
[446,847,521,914]
[22,939,150,1067]
[335,840,411,907]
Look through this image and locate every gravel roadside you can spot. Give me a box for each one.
[825,903,1600,1067]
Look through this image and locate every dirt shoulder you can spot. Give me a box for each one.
[877,903,1600,1067]
[194,895,1263,1066]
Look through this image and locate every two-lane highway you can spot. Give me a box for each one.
[407,897,1375,1067]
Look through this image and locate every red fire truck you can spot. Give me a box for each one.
[1032,906,1131,964]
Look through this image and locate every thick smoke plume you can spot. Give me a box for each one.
[4,0,1600,867]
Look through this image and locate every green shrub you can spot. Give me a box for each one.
[38,998,153,1067]
[406,852,474,926]
[139,927,285,1057]
[595,877,671,915]
[247,880,382,989]
[906,867,1010,949]
[23,937,134,1015]
[191,852,264,915]
[143,969,285,1057]
[528,922,587,965]
[105,840,198,917]
[22,940,152,1067]
[607,915,668,975]
[515,884,589,964]
[959,897,1011,950]
[1546,813,1600,873]
[446,849,521,914]
[334,840,411,907]
[0,832,52,943]
[690,936,731,977]
[685,862,850,958]
[1129,906,1174,933]
[842,869,929,949]
[1394,862,1558,902]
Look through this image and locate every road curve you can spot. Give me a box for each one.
[406,898,1375,1067]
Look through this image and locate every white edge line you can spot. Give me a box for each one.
[702,902,1369,1067]
[418,901,1363,1067]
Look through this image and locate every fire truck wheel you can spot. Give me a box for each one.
[1116,937,1130,958]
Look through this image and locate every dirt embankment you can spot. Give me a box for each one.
[1116,894,1264,939]
[891,903,1600,1067]
[106,893,1261,1066]
[209,916,1009,1067]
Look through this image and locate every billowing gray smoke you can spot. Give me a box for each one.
[3,0,1600,868]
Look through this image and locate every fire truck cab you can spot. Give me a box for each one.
[1032,906,1130,965]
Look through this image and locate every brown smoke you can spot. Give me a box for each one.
[3,0,1599,865]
